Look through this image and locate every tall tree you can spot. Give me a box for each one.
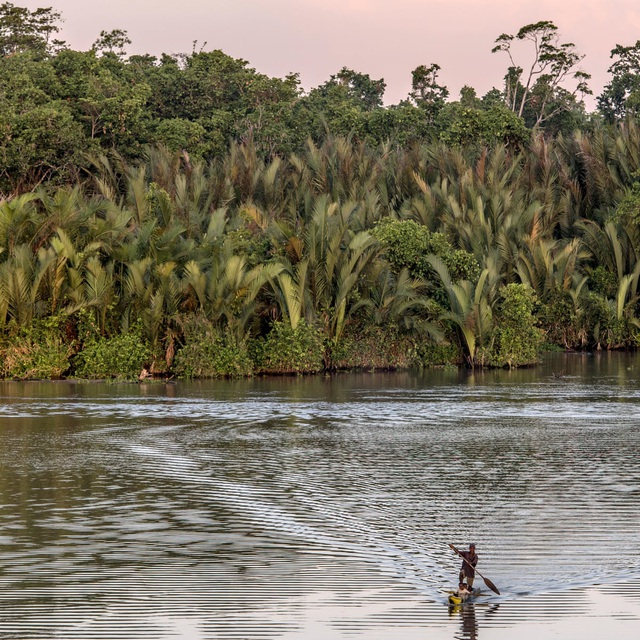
[409,63,449,122]
[330,67,386,111]
[0,2,64,56]
[598,41,640,123]
[92,29,131,60]
[492,20,591,127]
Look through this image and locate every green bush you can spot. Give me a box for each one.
[74,323,151,380]
[437,103,529,148]
[153,119,208,156]
[172,316,253,378]
[584,293,636,349]
[0,316,73,380]
[414,340,463,367]
[372,219,479,283]
[490,284,543,367]
[588,265,618,299]
[331,324,424,370]
[252,320,324,374]
[538,288,585,349]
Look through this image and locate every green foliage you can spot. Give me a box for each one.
[428,259,493,366]
[92,29,131,59]
[0,52,86,193]
[0,3,624,199]
[583,292,631,349]
[172,315,253,378]
[363,103,433,145]
[372,218,479,285]
[252,320,323,374]
[413,340,463,367]
[437,103,529,148]
[410,63,449,122]
[0,315,72,379]
[327,67,386,111]
[614,172,640,225]
[0,102,85,193]
[497,283,536,323]
[4,9,640,375]
[2,117,640,375]
[0,2,64,57]
[588,265,618,298]
[598,40,640,122]
[489,284,543,367]
[538,288,585,350]
[331,324,421,370]
[74,321,151,380]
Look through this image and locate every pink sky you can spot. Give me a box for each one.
[21,0,640,109]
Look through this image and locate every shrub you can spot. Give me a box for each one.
[490,284,544,367]
[252,320,324,374]
[538,288,585,349]
[584,293,635,349]
[414,340,463,367]
[372,218,479,283]
[332,324,424,370]
[172,316,253,378]
[0,316,73,380]
[74,322,151,380]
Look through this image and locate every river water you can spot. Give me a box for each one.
[0,352,639,639]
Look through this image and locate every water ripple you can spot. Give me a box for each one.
[1,354,640,638]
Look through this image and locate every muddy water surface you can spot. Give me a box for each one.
[0,352,639,638]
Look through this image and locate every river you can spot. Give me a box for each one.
[0,351,639,639]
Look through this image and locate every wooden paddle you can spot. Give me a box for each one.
[449,543,500,595]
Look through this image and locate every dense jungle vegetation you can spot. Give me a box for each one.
[3,3,640,379]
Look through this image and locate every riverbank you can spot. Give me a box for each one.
[0,320,609,381]
[0,319,464,381]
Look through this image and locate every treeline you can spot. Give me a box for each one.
[7,6,635,196]
[2,4,640,379]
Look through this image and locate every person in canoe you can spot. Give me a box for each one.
[458,543,478,590]
[448,581,472,606]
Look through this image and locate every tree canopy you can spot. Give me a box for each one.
[3,8,639,194]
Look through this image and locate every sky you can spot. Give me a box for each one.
[19,0,640,109]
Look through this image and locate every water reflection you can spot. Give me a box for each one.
[0,353,639,638]
[449,602,479,640]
